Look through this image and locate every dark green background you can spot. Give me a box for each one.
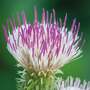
[0,0,90,90]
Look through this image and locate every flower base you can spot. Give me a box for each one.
[17,68,56,90]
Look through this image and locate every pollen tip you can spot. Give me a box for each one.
[53,9,56,24]
[64,13,67,27]
[34,6,38,23]
[50,13,52,24]
[21,11,27,25]
[42,8,45,24]
[17,13,21,27]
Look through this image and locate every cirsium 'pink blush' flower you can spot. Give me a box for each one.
[3,9,82,73]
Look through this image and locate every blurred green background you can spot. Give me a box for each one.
[0,0,90,90]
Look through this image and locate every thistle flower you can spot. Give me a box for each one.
[56,76,90,90]
[3,8,82,90]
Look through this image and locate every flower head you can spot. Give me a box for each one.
[3,8,82,74]
[3,8,83,90]
[56,76,90,90]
